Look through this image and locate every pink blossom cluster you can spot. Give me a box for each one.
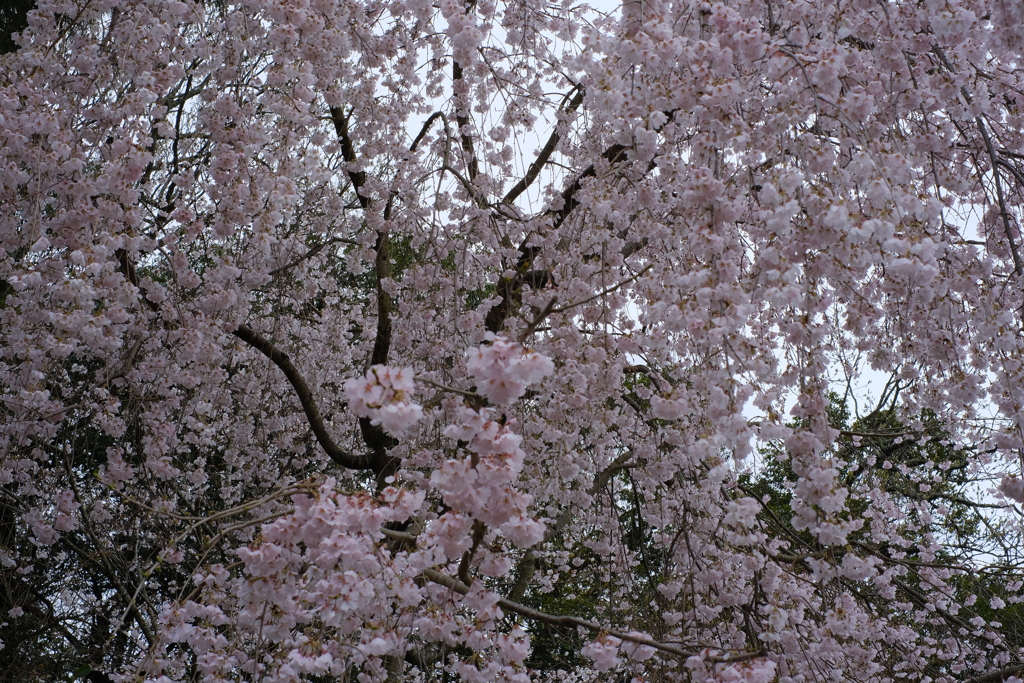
[344,365,423,436]
[153,481,427,680]
[712,658,777,683]
[5,0,1024,679]
[998,475,1024,504]
[432,407,545,548]
[466,334,554,405]
[579,631,656,671]
[579,634,622,671]
[149,480,536,682]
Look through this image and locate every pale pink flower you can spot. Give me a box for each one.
[344,365,423,436]
[998,475,1024,504]
[466,334,554,405]
[581,634,622,671]
[714,658,777,683]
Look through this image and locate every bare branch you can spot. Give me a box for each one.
[410,111,444,153]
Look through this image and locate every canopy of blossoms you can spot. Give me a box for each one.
[1,0,1023,681]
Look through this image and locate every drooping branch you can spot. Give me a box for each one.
[418,566,764,664]
[930,46,1024,278]
[232,324,375,470]
[978,116,1024,277]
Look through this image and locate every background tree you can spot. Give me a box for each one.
[0,0,33,55]
[1,0,1024,682]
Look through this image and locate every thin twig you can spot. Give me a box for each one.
[549,265,651,315]
[417,377,483,400]
[517,266,651,343]
[269,237,359,276]
[419,566,764,664]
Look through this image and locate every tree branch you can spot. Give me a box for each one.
[232,324,374,470]
[966,664,1024,683]
[419,567,762,663]
[329,106,371,210]
[328,103,398,487]
[550,143,629,230]
[269,236,359,276]
[977,116,1024,277]
[452,60,479,183]
[410,111,444,153]
[503,86,585,205]
[482,130,649,334]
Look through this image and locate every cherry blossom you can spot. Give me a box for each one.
[2,0,1024,680]
[465,334,555,405]
[580,635,623,672]
[712,659,778,683]
[344,365,424,436]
